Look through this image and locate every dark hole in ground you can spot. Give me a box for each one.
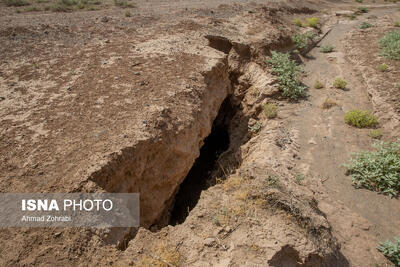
[169,97,233,225]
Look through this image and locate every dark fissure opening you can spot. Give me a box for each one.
[169,97,233,225]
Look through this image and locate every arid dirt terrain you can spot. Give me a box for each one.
[1,0,400,266]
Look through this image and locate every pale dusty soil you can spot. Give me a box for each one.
[0,0,400,266]
[294,7,400,264]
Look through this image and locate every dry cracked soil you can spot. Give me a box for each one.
[0,0,400,266]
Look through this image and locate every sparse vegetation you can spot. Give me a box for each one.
[319,44,335,53]
[295,173,305,184]
[125,10,131,17]
[378,237,400,265]
[292,34,308,49]
[137,241,181,267]
[305,17,319,28]
[379,30,400,60]
[394,21,400,27]
[344,140,400,197]
[360,22,374,29]
[50,0,102,12]
[4,0,30,6]
[292,32,315,50]
[314,80,324,89]
[348,14,357,20]
[249,122,262,133]
[293,18,303,27]
[51,0,74,12]
[114,0,134,8]
[333,77,347,89]
[344,109,377,128]
[266,175,279,187]
[267,51,307,100]
[355,0,363,2]
[321,98,337,109]
[264,103,278,119]
[292,17,319,28]
[23,6,41,11]
[369,129,382,139]
[378,63,389,72]
[358,6,368,13]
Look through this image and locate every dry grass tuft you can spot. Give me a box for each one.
[321,98,337,109]
[138,242,180,267]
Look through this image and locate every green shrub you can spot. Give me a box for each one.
[249,122,262,133]
[295,173,305,184]
[360,22,374,29]
[355,0,363,2]
[378,238,400,265]
[380,30,400,60]
[292,34,308,50]
[264,103,278,119]
[319,44,335,53]
[358,6,368,13]
[293,19,303,27]
[369,129,382,139]
[333,77,347,89]
[344,109,377,128]
[314,80,324,89]
[292,32,315,50]
[306,17,319,28]
[125,10,131,17]
[4,0,30,6]
[378,63,389,72]
[394,21,400,27]
[267,51,307,100]
[344,140,400,197]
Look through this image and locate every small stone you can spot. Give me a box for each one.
[101,16,109,23]
[54,232,62,237]
[0,96,5,101]
[142,120,147,124]
[66,86,71,91]
[204,238,216,247]
[134,72,141,75]
[308,138,317,145]
[335,10,354,16]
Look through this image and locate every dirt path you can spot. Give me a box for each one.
[293,7,400,244]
